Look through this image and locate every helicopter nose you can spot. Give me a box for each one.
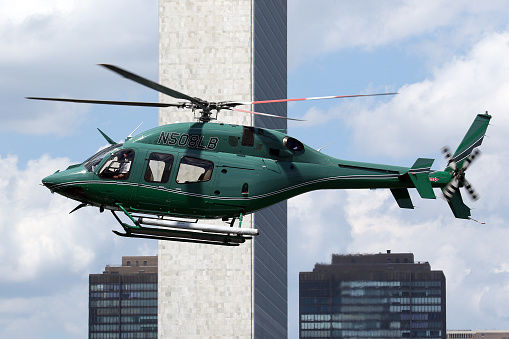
[42,171,61,191]
[42,166,90,202]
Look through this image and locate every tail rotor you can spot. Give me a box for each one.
[441,147,480,201]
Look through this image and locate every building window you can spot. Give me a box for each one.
[126,261,131,266]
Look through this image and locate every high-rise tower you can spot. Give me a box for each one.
[89,256,158,338]
[300,251,446,339]
[158,1,287,337]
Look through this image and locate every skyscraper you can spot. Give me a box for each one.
[89,256,158,339]
[158,1,287,337]
[300,251,446,339]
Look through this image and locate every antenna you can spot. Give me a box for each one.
[126,122,143,141]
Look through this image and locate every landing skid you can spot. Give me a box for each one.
[111,205,255,246]
[112,227,246,246]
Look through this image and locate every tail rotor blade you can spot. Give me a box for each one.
[443,177,460,201]
[442,146,457,171]
[463,179,479,201]
[461,149,480,171]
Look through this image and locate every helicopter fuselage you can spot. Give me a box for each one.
[42,121,452,220]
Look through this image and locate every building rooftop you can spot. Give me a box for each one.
[102,255,157,275]
[312,250,432,274]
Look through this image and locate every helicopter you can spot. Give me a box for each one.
[29,64,491,246]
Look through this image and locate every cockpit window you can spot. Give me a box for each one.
[98,149,135,180]
[176,156,214,184]
[145,153,174,183]
[283,137,304,152]
[83,144,123,172]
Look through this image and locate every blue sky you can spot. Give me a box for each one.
[1,0,509,338]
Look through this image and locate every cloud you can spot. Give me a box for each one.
[288,0,509,69]
[296,30,509,161]
[0,284,88,338]
[0,154,156,338]
[289,190,353,263]
[349,31,509,168]
[0,0,158,137]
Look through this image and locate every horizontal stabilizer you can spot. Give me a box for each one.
[410,158,434,173]
[408,158,436,199]
[391,188,414,209]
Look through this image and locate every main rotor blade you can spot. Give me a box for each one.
[230,92,398,106]
[232,108,305,121]
[99,64,199,104]
[26,97,181,107]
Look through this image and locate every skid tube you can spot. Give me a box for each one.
[110,207,253,246]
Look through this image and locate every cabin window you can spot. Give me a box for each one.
[98,149,135,180]
[144,152,174,183]
[83,143,123,172]
[176,156,214,184]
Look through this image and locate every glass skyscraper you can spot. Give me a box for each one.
[89,256,158,339]
[300,251,446,339]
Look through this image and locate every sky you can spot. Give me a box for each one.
[1,0,509,337]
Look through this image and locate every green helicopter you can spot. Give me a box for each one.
[29,65,491,246]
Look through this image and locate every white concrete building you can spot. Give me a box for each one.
[158,1,287,337]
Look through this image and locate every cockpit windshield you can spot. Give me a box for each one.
[83,144,123,172]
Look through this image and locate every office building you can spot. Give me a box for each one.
[300,251,446,339]
[158,1,287,337]
[89,256,158,339]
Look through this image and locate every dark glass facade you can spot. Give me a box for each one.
[300,252,446,339]
[89,256,157,339]
[253,0,288,338]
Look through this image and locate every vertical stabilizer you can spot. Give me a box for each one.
[450,112,491,169]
